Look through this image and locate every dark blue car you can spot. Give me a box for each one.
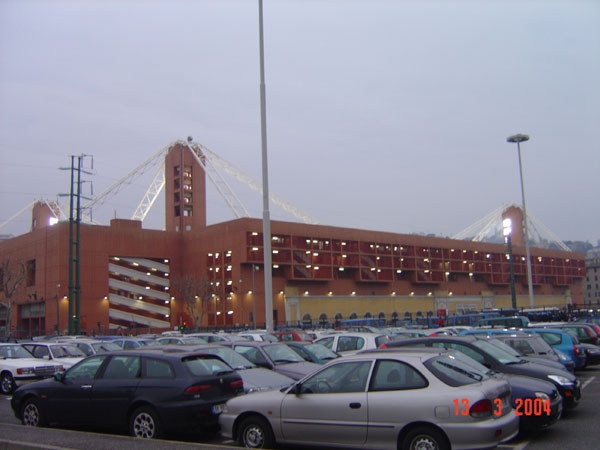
[11,349,243,439]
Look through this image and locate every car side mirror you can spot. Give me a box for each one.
[54,373,65,382]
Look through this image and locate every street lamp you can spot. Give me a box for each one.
[506,133,534,308]
[258,0,274,333]
[503,219,517,310]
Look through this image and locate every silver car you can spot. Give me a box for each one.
[314,332,391,355]
[21,342,86,369]
[220,349,519,450]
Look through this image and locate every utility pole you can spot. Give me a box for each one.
[60,155,93,335]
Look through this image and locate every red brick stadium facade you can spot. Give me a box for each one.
[0,142,586,338]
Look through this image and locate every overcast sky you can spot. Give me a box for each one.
[1,0,598,245]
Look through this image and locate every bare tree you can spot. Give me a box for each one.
[0,258,25,338]
[173,274,214,331]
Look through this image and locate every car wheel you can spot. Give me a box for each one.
[129,405,162,439]
[238,415,276,449]
[0,371,16,395]
[401,426,449,450]
[21,398,47,427]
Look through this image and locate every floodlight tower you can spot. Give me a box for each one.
[506,134,534,308]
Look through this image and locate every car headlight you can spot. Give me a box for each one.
[16,367,35,375]
[534,392,550,400]
[547,374,574,386]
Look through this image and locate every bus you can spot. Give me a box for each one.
[444,312,501,327]
[336,317,386,329]
[415,312,502,328]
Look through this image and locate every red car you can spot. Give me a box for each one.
[272,331,313,342]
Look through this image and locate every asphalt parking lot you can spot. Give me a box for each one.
[1,366,598,450]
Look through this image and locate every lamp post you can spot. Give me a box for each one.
[258,0,274,333]
[503,219,517,310]
[506,133,534,308]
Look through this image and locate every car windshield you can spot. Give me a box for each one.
[49,344,86,358]
[472,339,521,365]
[424,353,488,387]
[92,342,122,353]
[263,344,305,363]
[304,343,339,359]
[0,345,34,359]
[180,337,206,345]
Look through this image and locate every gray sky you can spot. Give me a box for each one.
[1,0,599,244]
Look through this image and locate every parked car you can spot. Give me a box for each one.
[523,328,587,370]
[433,326,473,336]
[11,349,244,439]
[21,342,86,369]
[576,316,600,327]
[492,334,575,372]
[389,329,430,339]
[54,338,122,356]
[380,335,582,410]
[576,342,600,367]
[545,323,600,346]
[314,332,391,355]
[473,316,530,328]
[285,341,341,364]
[156,344,294,393]
[460,328,576,372]
[482,336,570,373]
[111,337,160,350]
[424,348,563,431]
[220,349,519,449]
[236,331,278,342]
[0,344,63,394]
[460,328,524,337]
[221,341,320,380]
[186,332,246,343]
[304,329,342,340]
[272,331,314,342]
[156,336,206,345]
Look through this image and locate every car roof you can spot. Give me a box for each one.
[550,323,596,328]
[494,333,543,339]
[24,341,80,347]
[54,338,107,344]
[103,348,226,360]
[395,335,478,343]
[526,327,572,334]
[339,347,449,362]
[362,347,446,355]
[226,340,281,347]
[113,337,155,341]
[317,332,388,338]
